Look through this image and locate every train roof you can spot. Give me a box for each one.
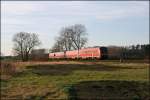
[49,46,107,53]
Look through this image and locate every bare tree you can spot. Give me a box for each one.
[50,37,64,52]
[68,24,88,58]
[59,27,74,51]
[70,24,87,50]
[51,24,88,56]
[13,32,41,61]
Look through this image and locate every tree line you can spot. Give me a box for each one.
[121,44,149,59]
[107,44,149,60]
[2,24,148,61]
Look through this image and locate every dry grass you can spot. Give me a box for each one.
[0,60,149,99]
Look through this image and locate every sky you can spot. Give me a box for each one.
[1,1,149,56]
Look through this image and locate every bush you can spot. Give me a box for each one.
[0,62,16,75]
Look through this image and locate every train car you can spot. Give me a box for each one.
[49,52,65,59]
[79,48,100,59]
[49,47,108,60]
[79,47,108,59]
[66,50,78,59]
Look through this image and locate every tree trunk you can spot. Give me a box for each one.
[25,52,29,61]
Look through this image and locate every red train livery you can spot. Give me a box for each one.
[49,47,108,59]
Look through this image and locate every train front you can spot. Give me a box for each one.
[100,47,108,59]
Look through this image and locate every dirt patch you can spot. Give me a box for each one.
[25,63,140,76]
[66,80,149,100]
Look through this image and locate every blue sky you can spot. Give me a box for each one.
[1,1,149,56]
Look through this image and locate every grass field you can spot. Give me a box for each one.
[0,60,149,100]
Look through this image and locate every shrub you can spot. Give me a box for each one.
[0,62,16,76]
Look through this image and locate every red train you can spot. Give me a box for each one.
[49,47,108,59]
